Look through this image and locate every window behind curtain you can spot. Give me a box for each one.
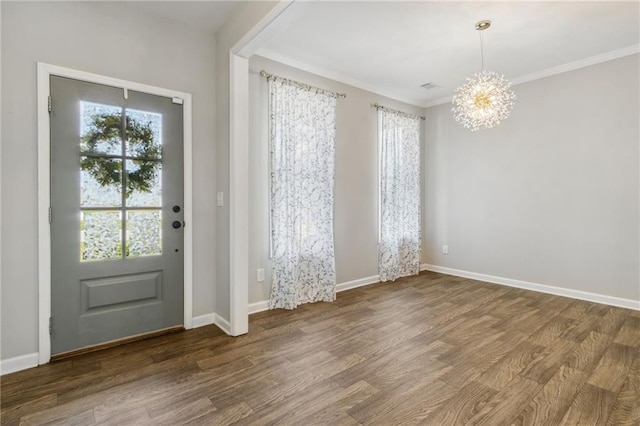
[378,109,421,281]
[268,77,338,310]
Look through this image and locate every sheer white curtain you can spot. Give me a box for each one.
[268,77,337,310]
[378,109,421,281]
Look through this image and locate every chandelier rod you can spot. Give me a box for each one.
[479,30,485,71]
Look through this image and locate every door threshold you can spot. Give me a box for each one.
[51,326,185,361]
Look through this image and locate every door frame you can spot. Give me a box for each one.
[227,0,294,336]
[37,63,194,364]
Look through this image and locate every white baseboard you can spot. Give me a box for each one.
[192,313,216,328]
[193,312,232,335]
[336,275,380,293]
[249,300,270,314]
[421,264,640,311]
[248,275,382,315]
[213,314,232,335]
[0,352,39,376]
[200,275,382,328]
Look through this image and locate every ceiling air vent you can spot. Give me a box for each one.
[420,82,440,90]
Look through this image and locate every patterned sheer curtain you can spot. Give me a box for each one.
[378,109,421,281]
[268,77,337,310]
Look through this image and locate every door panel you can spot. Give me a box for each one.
[50,76,184,355]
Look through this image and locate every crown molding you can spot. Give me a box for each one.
[256,48,426,108]
[511,44,640,86]
[422,95,455,109]
[423,44,640,109]
[259,44,640,110]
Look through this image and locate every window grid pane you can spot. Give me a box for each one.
[126,210,162,257]
[81,211,122,261]
[80,157,122,208]
[79,102,163,261]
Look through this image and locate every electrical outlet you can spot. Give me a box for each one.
[257,268,265,282]
[216,192,224,207]
[442,245,449,254]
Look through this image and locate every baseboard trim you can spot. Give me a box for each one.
[421,264,640,311]
[249,275,382,315]
[336,275,380,293]
[199,276,383,330]
[249,300,270,314]
[192,313,216,328]
[193,312,232,335]
[213,314,232,335]
[1,353,39,376]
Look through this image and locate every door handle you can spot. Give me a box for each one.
[172,221,182,229]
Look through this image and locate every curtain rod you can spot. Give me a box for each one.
[260,70,347,99]
[372,102,425,120]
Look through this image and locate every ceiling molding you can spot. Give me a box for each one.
[256,48,427,108]
[423,44,640,109]
[422,95,455,109]
[261,43,639,110]
[511,44,640,86]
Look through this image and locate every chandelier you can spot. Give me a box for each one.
[452,20,516,131]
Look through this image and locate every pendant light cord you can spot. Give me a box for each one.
[479,30,485,71]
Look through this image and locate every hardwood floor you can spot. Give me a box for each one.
[1,271,639,425]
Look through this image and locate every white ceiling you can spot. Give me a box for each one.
[127,1,242,34]
[257,1,640,107]
[118,1,639,107]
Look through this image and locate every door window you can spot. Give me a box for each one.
[79,101,163,261]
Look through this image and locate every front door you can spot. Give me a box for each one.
[50,76,184,356]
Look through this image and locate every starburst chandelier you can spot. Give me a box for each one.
[452,20,516,131]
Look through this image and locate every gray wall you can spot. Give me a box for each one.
[424,54,639,301]
[1,2,217,359]
[248,55,424,304]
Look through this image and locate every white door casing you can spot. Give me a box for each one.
[37,63,193,364]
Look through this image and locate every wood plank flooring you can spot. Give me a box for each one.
[1,271,639,425]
